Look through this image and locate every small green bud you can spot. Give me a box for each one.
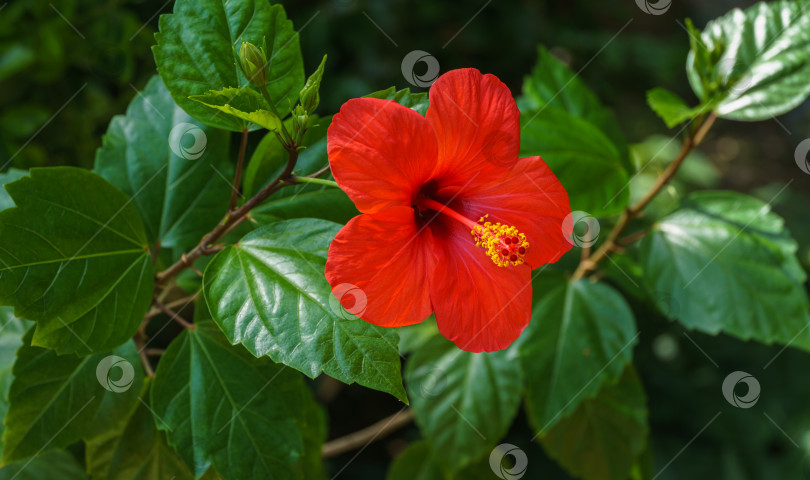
[299,55,327,113]
[237,39,269,87]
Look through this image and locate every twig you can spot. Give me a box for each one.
[145,348,165,357]
[145,293,200,319]
[156,146,300,282]
[617,229,648,246]
[571,112,717,280]
[133,336,155,378]
[286,175,338,188]
[229,129,249,212]
[154,301,195,329]
[321,409,415,458]
[307,164,332,179]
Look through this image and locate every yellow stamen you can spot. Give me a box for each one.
[415,198,529,267]
[471,215,530,267]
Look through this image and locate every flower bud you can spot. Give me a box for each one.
[238,40,269,87]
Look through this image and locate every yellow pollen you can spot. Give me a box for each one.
[470,215,530,267]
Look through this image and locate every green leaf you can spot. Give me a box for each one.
[203,218,406,402]
[0,169,26,211]
[405,337,523,472]
[386,441,499,480]
[640,191,810,349]
[252,189,358,226]
[300,55,327,113]
[245,117,358,225]
[386,441,445,480]
[646,87,709,128]
[520,108,630,216]
[397,317,439,355]
[2,334,142,463]
[686,1,810,121]
[0,168,153,355]
[539,367,649,480]
[86,380,194,480]
[519,45,629,167]
[153,0,304,131]
[0,308,28,455]
[0,450,86,480]
[95,75,232,252]
[150,322,324,480]
[190,87,282,132]
[365,87,430,116]
[519,280,638,432]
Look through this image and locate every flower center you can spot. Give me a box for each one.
[415,198,529,267]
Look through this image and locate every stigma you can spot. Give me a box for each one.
[415,197,529,267]
[471,215,529,267]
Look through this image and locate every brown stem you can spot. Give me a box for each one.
[145,293,200,319]
[229,129,249,212]
[321,409,414,459]
[307,163,332,179]
[154,301,194,329]
[156,146,300,282]
[571,112,717,280]
[617,229,648,246]
[145,348,165,357]
[133,337,155,378]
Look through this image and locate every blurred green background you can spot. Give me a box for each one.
[2,0,810,478]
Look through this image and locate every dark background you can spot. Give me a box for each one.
[2,0,810,478]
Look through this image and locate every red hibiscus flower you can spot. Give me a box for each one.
[325,68,571,352]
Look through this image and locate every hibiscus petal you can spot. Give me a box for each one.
[426,68,520,185]
[325,206,435,327]
[429,221,533,353]
[456,156,572,268]
[327,98,438,214]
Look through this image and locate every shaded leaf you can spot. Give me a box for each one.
[154,0,304,131]
[405,337,522,472]
[540,367,649,480]
[203,219,406,402]
[2,335,142,463]
[0,308,27,455]
[95,75,231,252]
[640,191,810,349]
[520,108,630,216]
[86,380,194,480]
[519,45,630,168]
[0,168,153,354]
[243,115,358,225]
[150,322,324,479]
[519,280,638,432]
[0,450,86,480]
